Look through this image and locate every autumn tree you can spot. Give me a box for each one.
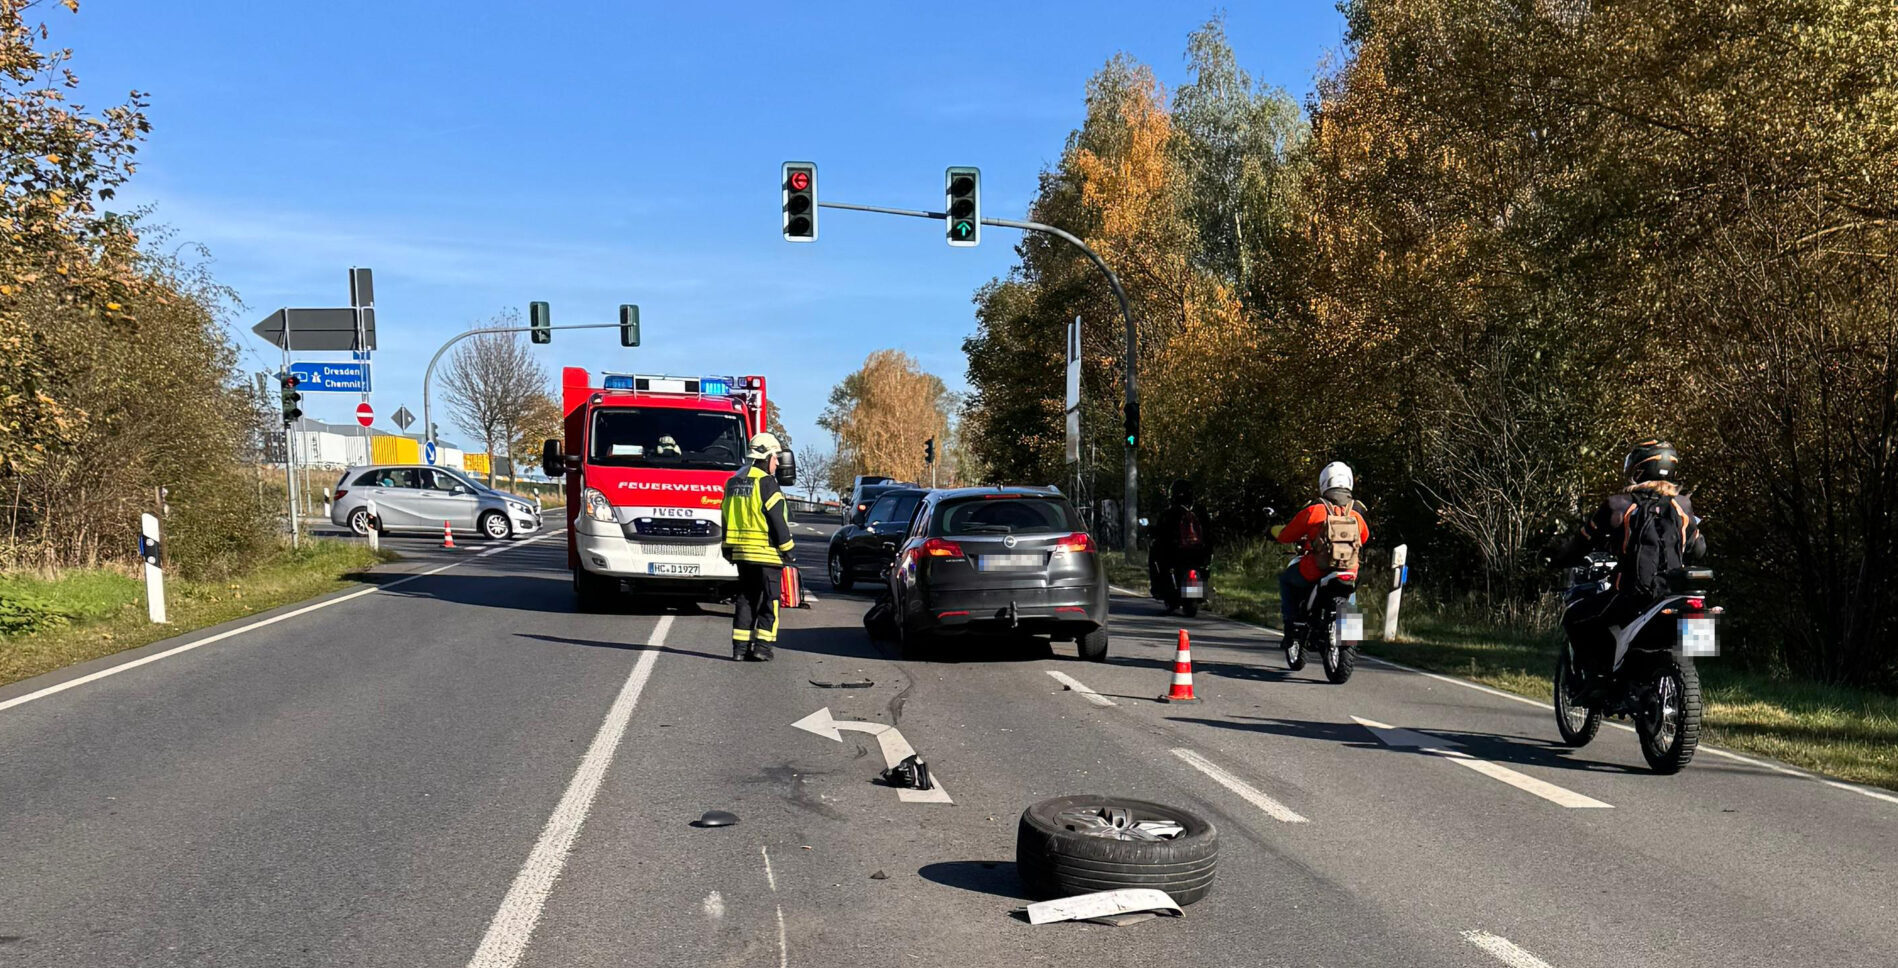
[440,309,549,486]
[819,350,956,488]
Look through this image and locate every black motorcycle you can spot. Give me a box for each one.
[1283,568,1364,684]
[1554,552,1720,773]
[1151,561,1209,618]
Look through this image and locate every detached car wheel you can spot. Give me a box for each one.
[1016,795,1218,905]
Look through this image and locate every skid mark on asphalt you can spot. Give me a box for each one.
[1353,717,1611,809]
[465,614,671,968]
[1462,930,1556,968]
[1045,670,1116,706]
[0,531,565,714]
[1171,748,1308,823]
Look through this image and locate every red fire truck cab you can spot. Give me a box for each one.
[540,368,795,610]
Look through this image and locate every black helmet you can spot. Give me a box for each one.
[1170,479,1194,506]
[1624,439,1679,483]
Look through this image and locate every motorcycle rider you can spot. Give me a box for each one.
[1150,479,1212,612]
[1271,462,1370,636]
[1549,439,1707,682]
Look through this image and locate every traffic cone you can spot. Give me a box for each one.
[441,520,456,550]
[1159,629,1201,703]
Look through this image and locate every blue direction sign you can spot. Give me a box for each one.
[424,441,438,466]
[287,361,371,393]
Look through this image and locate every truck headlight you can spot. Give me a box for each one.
[582,488,615,523]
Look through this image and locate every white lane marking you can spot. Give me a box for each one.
[1462,930,1556,968]
[465,614,671,968]
[760,845,777,891]
[701,891,725,919]
[0,531,563,715]
[762,846,787,968]
[1352,717,1611,809]
[1170,748,1308,823]
[1357,654,1898,807]
[791,707,953,804]
[1046,670,1115,707]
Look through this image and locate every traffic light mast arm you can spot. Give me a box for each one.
[420,322,622,446]
[816,200,1142,560]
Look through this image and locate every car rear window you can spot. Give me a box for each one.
[937,497,1077,536]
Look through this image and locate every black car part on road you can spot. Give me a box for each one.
[1016,795,1218,905]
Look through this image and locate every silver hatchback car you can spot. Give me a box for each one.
[329,465,542,540]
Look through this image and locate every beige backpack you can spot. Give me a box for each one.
[1313,500,1362,572]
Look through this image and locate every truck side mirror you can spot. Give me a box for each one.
[541,439,566,478]
[775,449,797,487]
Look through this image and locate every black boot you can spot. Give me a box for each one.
[732,643,747,661]
[751,646,775,662]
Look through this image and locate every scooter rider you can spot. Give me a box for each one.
[1272,462,1370,637]
[1150,479,1212,611]
[1549,439,1707,680]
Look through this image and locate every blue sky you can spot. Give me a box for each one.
[60,1,1345,453]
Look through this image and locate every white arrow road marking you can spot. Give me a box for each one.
[1046,670,1115,706]
[792,707,952,804]
[1462,930,1558,968]
[1171,748,1307,823]
[1353,717,1612,809]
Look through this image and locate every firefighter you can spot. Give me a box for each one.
[721,432,795,661]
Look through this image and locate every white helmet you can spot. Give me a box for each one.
[1318,461,1354,494]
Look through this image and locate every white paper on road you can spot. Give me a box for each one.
[1021,889,1183,925]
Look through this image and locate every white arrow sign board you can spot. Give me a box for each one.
[792,708,952,804]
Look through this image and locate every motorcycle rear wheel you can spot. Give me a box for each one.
[1182,600,1200,618]
[1322,630,1357,684]
[1636,656,1702,773]
[1553,645,1602,747]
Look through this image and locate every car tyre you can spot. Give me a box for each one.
[1016,795,1218,905]
[574,568,616,613]
[1076,626,1109,662]
[479,510,511,540]
[347,508,373,537]
[828,551,854,592]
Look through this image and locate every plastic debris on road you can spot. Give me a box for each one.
[691,810,739,828]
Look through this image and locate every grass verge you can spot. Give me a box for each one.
[1,539,392,691]
[1107,545,1898,792]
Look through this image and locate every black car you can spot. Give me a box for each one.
[887,486,1109,659]
[827,486,929,591]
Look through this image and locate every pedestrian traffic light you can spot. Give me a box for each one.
[945,166,980,247]
[278,372,302,425]
[782,162,817,242]
[619,304,641,347]
[925,437,935,465]
[529,301,551,344]
[1124,400,1139,449]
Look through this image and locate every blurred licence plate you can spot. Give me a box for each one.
[1679,617,1718,656]
[979,554,1042,570]
[649,563,700,576]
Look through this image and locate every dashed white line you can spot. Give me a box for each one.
[1462,930,1556,968]
[1170,748,1308,823]
[1046,670,1116,706]
[1352,717,1611,809]
[465,614,671,968]
[0,531,564,714]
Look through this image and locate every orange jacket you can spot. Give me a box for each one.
[1276,500,1370,582]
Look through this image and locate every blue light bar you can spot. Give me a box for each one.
[602,374,636,389]
[700,378,730,396]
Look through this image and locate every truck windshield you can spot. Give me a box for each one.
[589,408,749,470]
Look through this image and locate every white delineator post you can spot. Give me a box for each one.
[365,500,380,553]
[1383,543,1408,641]
[140,512,167,624]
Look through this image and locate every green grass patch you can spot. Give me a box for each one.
[1112,543,1898,792]
[1,539,392,690]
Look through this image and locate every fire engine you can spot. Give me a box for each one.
[540,368,795,609]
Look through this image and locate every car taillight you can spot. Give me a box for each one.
[922,538,965,557]
[1686,597,1706,612]
[333,490,347,500]
[1051,532,1094,554]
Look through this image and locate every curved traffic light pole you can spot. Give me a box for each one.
[421,322,623,453]
[819,200,1141,560]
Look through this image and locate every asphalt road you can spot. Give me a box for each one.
[2,515,1893,967]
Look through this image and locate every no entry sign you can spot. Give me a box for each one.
[355,402,374,427]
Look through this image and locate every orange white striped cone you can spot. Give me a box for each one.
[441,520,456,550]
[1159,629,1201,703]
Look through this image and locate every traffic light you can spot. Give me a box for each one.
[925,437,935,465]
[619,304,641,347]
[529,301,551,344]
[278,372,302,425]
[945,166,980,247]
[782,162,817,242]
[1123,400,1139,449]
